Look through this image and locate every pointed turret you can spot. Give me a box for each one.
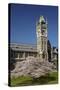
[39,16,45,23]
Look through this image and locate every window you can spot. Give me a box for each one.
[14,52,18,58]
[41,30,45,35]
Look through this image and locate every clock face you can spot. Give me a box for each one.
[41,22,46,29]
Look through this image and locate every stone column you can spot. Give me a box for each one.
[17,53,20,59]
[28,52,29,57]
[13,52,14,59]
[23,52,25,59]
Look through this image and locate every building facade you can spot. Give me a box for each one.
[10,16,58,62]
[10,43,37,60]
[51,47,58,61]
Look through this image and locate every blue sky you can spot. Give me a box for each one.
[10,4,58,47]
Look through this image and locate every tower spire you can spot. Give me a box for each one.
[39,16,45,23]
[36,16,48,61]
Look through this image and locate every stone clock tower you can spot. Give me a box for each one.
[36,16,48,61]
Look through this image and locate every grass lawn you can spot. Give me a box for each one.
[10,71,58,86]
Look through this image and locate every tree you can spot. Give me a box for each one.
[11,56,56,78]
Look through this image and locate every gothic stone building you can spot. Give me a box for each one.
[9,16,58,63]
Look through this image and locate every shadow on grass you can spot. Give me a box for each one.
[14,75,57,86]
[11,72,58,86]
[33,74,56,84]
